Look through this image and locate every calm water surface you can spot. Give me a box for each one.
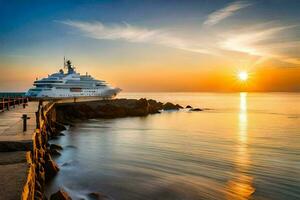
[46,93,300,200]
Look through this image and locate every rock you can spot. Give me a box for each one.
[147,99,163,113]
[50,144,63,151]
[87,192,110,200]
[54,122,67,132]
[190,108,203,111]
[61,160,78,167]
[50,189,72,200]
[127,98,150,116]
[55,98,183,120]
[50,149,61,156]
[65,145,77,149]
[44,155,59,181]
[186,105,192,109]
[59,133,65,136]
[35,190,43,199]
[61,160,79,167]
[175,104,183,109]
[162,102,182,110]
[50,136,59,140]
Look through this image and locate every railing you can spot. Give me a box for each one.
[0,97,29,112]
[0,92,25,98]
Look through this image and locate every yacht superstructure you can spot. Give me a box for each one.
[26,59,121,99]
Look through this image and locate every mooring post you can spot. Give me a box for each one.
[35,111,40,129]
[23,97,26,109]
[22,114,30,132]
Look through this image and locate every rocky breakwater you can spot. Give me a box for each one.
[22,104,66,200]
[38,98,202,200]
[55,98,184,122]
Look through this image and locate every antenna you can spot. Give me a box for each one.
[63,56,66,68]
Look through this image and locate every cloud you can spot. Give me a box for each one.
[59,20,212,55]
[59,20,300,66]
[204,1,252,26]
[219,24,300,65]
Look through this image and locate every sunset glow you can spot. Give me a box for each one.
[238,72,248,81]
[0,1,299,200]
[0,1,300,92]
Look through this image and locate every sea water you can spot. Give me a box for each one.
[45,93,300,200]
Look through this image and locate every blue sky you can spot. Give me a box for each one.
[1,0,299,56]
[1,0,300,91]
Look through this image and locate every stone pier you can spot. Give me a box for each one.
[0,102,37,200]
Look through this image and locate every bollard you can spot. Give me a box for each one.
[21,114,30,132]
[35,111,40,129]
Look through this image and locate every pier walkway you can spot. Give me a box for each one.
[0,102,38,200]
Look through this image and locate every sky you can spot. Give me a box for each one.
[0,0,300,92]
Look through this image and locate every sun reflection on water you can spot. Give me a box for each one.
[226,92,255,200]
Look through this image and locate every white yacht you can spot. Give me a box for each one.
[26,59,121,99]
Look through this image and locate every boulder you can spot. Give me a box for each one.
[55,98,184,120]
[50,144,63,151]
[126,98,149,116]
[162,102,182,110]
[147,99,163,112]
[54,122,67,132]
[175,104,183,109]
[190,108,203,111]
[50,149,61,156]
[44,155,59,181]
[96,104,126,118]
[186,105,192,109]
[50,189,72,200]
[87,192,110,200]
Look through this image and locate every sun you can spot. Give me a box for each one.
[238,71,248,81]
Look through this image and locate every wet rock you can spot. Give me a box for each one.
[175,104,183,109]
[65,145,77,149]
[50,189,72,200]
[126,98,150,116]
[50,136,59,140]
[186,105,192,109]
[61,160,78,167]
[35,180,43,193]
[44,155,59,181]
[50,149,61,156]
[88,192,110,200]
[34,190,42,199]
[55,98,183,120]
[190,108,203,111]
[55,122,67,132]
[162,102,182,110]
[50,144,63,151]
[148,99,163,113]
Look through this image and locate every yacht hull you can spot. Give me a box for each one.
[26,88,121,101]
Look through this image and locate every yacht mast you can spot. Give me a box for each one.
[63,56,66,69]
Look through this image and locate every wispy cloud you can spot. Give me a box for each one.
[59,20,212,55]
[59,20,300,66]
[204,1,252,26]
[219,24,300,65]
